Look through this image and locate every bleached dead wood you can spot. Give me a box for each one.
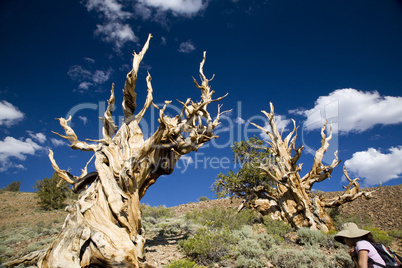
[244,102,373,232]
[6,34,227,268]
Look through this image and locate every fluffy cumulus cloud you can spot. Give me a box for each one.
[83,0,208,49]
[260,114,291,140]
[51,138,67,147]
[138,0,207,15]
[0,137,43,172]
[95,22,136,49]
[85,0,136,49]
[67,65,112,92]
[291,88,402,134]
[178,40,196,53]
[345,147,402,186]
[27,131,47,144]
[86,0,132,20]
[0,101,24,126]
[0,101,46,171]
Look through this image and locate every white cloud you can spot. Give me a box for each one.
[260,114,291,140]
[344,147,402,186]
[0,162,25,172]
[95,22,137,49]
[85,0,136,50]
[178,40,196,53]
[134,2,153,20]
[92,69,112,84]
[68,65,112,91]
[78,82,94,90]
[27,131,47,144]
[84,0,208,47]
[235,117,245,124]
[51,138,68,147]
[138,0,207,15]
[84,57,96,63]
[0,101,24,126]
[86,0,131,21]
[67,65,92,81]
[0,137,42,171]
[296,88,402,134]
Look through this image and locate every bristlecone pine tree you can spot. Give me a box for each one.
[235,103,373,232]
[7,34,227,268]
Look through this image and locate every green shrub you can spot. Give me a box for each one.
[364,226,393,245]
[234,237,266,267]
[185,207,257,231]
[262,216,293,237]
[35,173,70,210]
[331,251,354,268]
[2,181,21,192]
[141,204,174,219]
[198,196,209,202]
[297,227,327,247]
[388,229,402,239]
[164,259,205,268]
[331,208,372,229]
[4,233,30,245]
[229,226,275,268]
[179,227,236,265]
[267,246,330,268]
[233,225,274,250]
[324,231,342,249]
[157,217,190,237]
[0,244,13,260]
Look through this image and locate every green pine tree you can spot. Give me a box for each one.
[35,173,70,210]
[213,136,275,199]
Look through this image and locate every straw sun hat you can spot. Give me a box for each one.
[334,222,371,243]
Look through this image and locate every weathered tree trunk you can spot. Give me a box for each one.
[6,34,227,268]
[240,103,372,232]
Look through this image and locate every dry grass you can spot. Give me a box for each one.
[1,185,401,266]
[0,192,67,262]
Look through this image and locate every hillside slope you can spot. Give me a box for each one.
[1,185,401,266]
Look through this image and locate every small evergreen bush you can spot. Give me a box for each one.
[231,226,275,268]
[179,227,236,265]
[388,229,402,239]
[364,226,393,245]
[331,251,354,268]
[2,181,21,192]
[262,216,293,239]
[185,206,257,231]
[35,173,70,210]
[198,196,209,202]
[141,204,174,219]
[164,259,205,268]
[267,246,330,268]
[297,227,327,246]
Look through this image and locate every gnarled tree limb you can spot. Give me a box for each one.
[7,35,226,268]
[245,102,373,232]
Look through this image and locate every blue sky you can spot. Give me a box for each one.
[1,0,401,207]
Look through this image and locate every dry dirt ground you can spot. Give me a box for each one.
[1,185,401,267]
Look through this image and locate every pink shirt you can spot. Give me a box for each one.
[355,240,386,268]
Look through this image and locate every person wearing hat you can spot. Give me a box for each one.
[334,222,386,268]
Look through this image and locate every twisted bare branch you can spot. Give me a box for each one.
[100,84,117,144]
[52,116,96,151]
[321,167,373,207]
[123,33,152,120]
